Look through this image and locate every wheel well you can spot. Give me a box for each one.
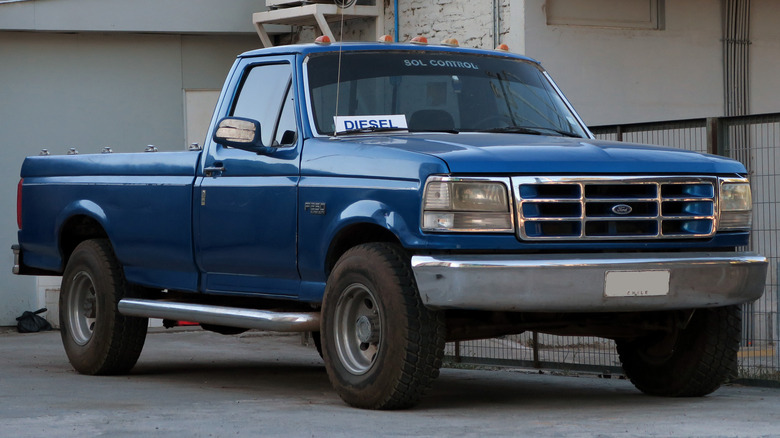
[60,215,109,267]
[325,223,402,274]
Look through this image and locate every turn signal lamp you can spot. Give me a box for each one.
[314,35,332,44]
[410,36,428,45]
[378,34,394,43]
[441,38,459,47]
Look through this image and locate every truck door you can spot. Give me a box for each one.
[195,58,301,297]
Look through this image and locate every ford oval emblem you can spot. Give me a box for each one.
[611,204,633,215]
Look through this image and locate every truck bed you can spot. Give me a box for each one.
[19,151,201,291]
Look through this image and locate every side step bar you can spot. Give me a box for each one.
[118,298,320,332]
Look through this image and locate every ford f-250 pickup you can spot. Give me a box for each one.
[14,41,767,409]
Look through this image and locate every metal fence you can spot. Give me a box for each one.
[444,113,780,382]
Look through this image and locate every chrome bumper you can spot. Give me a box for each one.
[411,252,767,312]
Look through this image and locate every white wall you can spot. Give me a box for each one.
[750,0,780,115]
[506,0,780,126]
[0,0,269,34]
[185,90,221,148]
[0,32,260,325]
[511,0,724,126]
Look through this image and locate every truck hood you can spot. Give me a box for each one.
[365,132,746,175]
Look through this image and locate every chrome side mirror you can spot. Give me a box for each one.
[213,117,264,151]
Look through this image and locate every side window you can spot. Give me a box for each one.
[231,63,293,147]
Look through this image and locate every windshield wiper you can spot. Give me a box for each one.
[408,128,460,134]
[536,127,583,138]
[480,126,545,135]
[480,126,582,138]
[334,126,409,135]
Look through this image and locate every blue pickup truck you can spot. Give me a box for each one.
[14,41,767,409]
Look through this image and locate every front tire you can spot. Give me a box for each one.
[616,305,741,397]
[59,239,148,375]
[321,243,445,409]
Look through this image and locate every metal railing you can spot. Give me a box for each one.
[444,113,780,382]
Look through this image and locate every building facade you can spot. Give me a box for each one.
[2,0,778,326]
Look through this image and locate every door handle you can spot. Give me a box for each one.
[204,162,225,177]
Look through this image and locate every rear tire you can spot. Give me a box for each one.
[616,306,741,397]
[321,243,445,409]
[59,239,148,375]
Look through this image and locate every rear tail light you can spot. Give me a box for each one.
[17,179,22,230]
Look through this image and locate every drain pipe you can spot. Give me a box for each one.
[493,0,501,47]
[723,0,751,117]
[722,0,751,170]
[394,0,399,42]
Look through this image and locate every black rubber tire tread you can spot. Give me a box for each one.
[321,243,446,410]
[59,239,148,375]
[616,305,741,397]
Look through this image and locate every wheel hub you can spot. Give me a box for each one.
[355,315,379,344]
[82,299,96,318]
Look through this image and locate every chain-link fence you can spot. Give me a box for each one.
[444,113,779,383]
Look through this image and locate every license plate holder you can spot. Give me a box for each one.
[604,270,670,298]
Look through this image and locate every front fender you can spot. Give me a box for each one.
[336,199,417,243]
[298,181,424,290]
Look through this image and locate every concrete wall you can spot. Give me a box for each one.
[393,0,510,48]
[750,0,780,115]
[504,0,780,125]
[0,32,260,325]
[509,0,725,126]
[0,0,266,33]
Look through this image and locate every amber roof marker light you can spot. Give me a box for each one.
[315,35,332,44]
[440,38,459,47]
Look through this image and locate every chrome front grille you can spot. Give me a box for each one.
[513,176,717,241]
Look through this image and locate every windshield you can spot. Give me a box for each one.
[305,51,588,137]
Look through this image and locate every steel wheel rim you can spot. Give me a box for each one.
[67,271,97,346]
[333,283,382,375]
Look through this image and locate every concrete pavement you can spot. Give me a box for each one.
[1,328,779,437]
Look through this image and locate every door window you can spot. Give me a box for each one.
[231,63,295,147]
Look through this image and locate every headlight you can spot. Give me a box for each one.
[718,179,752,231]
[422,177,513,232]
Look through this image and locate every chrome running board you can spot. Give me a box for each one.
[118,298,320,332]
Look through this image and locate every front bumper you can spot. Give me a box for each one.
[411,252,767,312]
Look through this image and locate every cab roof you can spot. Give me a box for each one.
[238,42,540,64]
